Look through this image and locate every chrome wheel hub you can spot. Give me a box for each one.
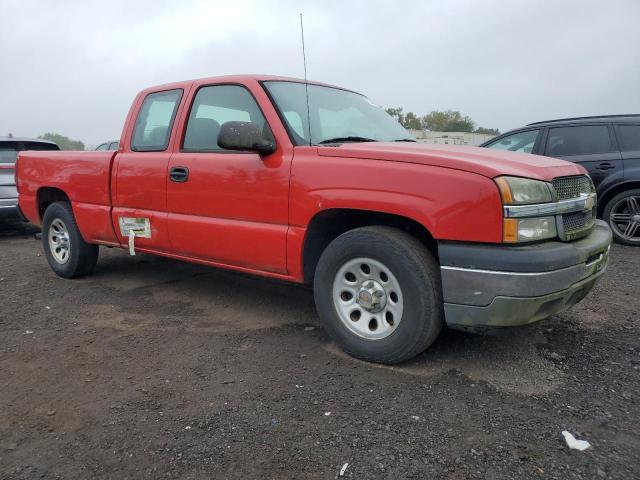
[610,195,640,242]
[48,218,71,264]
[332,257,403,340]
[357,280,387,313]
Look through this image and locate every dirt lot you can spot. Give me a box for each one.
[0,219,638,479]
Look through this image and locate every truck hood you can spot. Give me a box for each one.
[316,142,584,180]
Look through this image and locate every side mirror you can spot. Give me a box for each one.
[217,121,275,155]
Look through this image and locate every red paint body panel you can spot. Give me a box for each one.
[16,150,115,208]
[165,78,294,272]
[289,147,504,243]
[15,150,119,244]
[316,142,585,181]
[112,151,173,252]
[15,74,589,285]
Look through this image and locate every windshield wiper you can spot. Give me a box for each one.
[393,138,417,142]
[318,136,378,144]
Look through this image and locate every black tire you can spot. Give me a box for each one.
[603,189,640,246]
[313,226,444,364]
[42,201,99,278]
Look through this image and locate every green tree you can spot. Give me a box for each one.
[38,132,84,150]
[474,127,500,135]
[421,110,475,132]
[403,112,423,130]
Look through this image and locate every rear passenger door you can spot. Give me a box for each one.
[112,88,184,252]
[614,123,640,181]
[544,124,622,188]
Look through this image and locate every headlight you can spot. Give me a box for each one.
[495,176,554,205]
[495,176,557,243]
[503,216,557,243]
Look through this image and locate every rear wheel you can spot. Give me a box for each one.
[42,202,99,278]
[313,226,443,364]
[603,189,640,246]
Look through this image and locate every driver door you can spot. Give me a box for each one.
[166,83,291,274]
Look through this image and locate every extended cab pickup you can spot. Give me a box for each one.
[16,75,612,364]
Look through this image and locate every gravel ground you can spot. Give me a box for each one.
[0,219,638,479]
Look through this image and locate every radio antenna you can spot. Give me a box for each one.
[300,13,312,146]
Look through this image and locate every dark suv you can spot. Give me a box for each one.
[481,115,640,245]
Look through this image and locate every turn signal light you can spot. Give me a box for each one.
[503,218,518,243]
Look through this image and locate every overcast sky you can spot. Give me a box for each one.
[2,0,639,146]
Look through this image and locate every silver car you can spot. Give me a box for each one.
[0,137,59,218]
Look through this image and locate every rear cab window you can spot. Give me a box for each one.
[0,142,19,163]
[132,89,183,151]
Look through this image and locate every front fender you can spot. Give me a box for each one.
[290,154,503,243]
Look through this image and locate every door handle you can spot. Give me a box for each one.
[169,166,189,182]
[596,162,615,170]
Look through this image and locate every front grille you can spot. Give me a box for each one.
[562,209,595,235]
[552,175,592,200]
[551,175,596,241]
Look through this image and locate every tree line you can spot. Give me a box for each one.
[385,108,500,135]
[39,132,85,150]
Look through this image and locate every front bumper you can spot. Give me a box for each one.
[439,220,612,332]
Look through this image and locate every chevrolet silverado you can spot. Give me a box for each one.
[16,75,612,364]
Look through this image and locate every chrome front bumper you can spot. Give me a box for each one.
[439,220,612,332]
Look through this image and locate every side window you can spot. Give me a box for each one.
[95,143,107,151]
[183,85,269,152]
[131,89,182,152]
[616,125,640,151]
[546,125,611,157]
[484,129,539,153]
[108,141,119,150]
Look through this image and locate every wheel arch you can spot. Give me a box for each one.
[37,187,71,222]
[302,208,438,284]
[598,181,640,216]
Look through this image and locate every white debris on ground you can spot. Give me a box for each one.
[23,330,33,335]
[324,412,331,416]
[339,462,349,476]
[562,430,591,451]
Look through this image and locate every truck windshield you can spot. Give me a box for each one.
[263,81,414,145]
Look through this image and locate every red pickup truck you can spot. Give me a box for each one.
[16,75,612,364]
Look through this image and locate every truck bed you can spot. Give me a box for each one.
[16,150,119,244]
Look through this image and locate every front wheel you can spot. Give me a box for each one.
[313,226,443,364]
[42,202,99,278]
[603,189,640,246]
